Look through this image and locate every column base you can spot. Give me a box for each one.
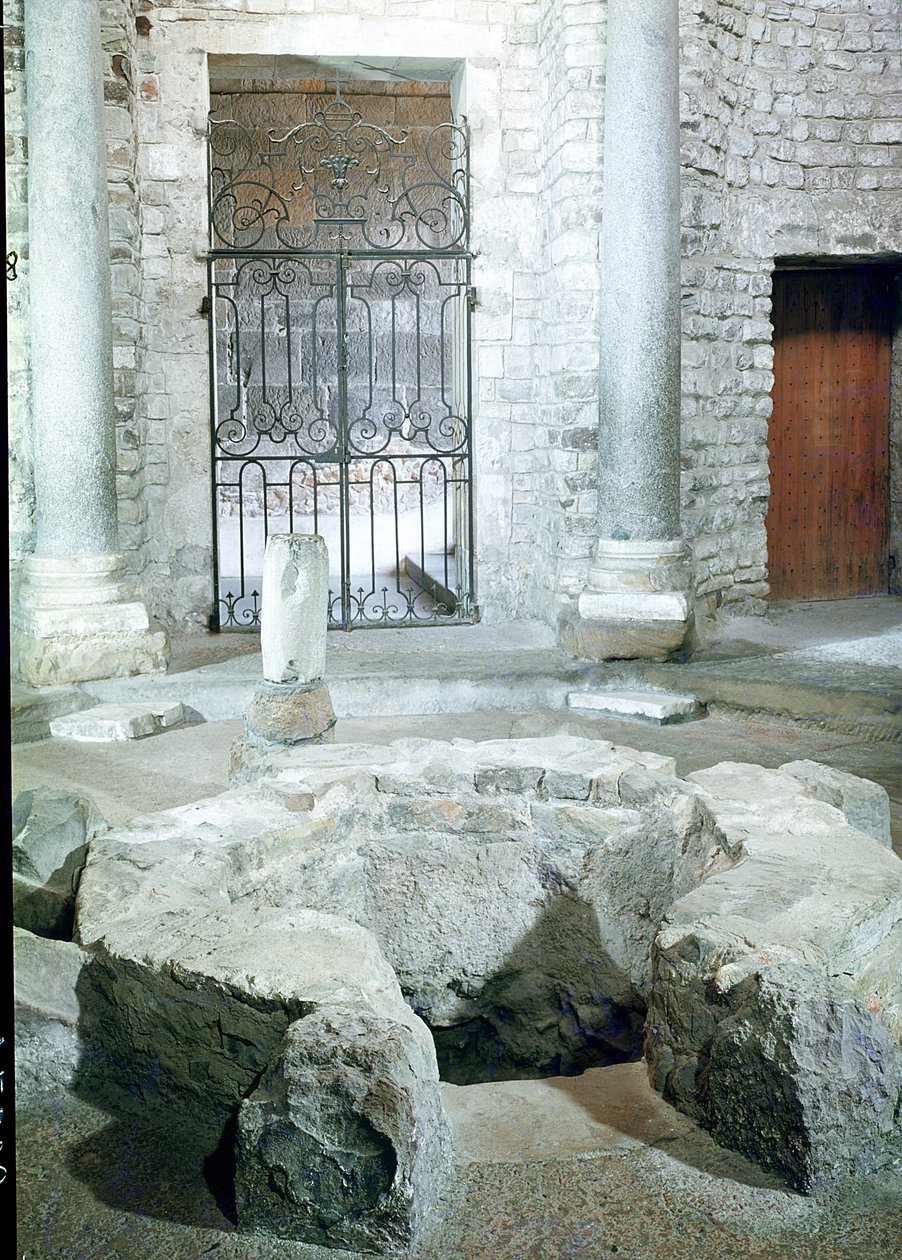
[12,554,170,686]
[560,538,693,662]
[245,679,336,745]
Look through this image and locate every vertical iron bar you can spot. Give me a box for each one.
[208,257,221,630]
[465,256,477,617]
[337,252,351,628]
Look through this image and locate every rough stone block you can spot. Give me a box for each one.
[49,700,186,741]
[13,624,169,688]
[245,681,336,744]
[14,928,89,1093]
[13,788,105,936]
[780,759,892,847]
[261,533,329,686]
[559,607,692,662]
[236,1003,452,1252]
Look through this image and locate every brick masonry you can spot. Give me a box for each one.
[6,0,902,632]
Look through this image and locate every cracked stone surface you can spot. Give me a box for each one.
[34,732,899,1238]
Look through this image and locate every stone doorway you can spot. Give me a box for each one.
[766,264,897,600]
[206,73,476,630]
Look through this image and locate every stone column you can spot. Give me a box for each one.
[562,0,692,661]
[14,0,167,686]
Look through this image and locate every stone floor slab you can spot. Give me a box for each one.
[49,700,187,742]
[567,688,702,722]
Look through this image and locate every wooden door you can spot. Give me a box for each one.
[767,267,894,600]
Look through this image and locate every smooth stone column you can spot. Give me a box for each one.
[245,535,335,746]
[562,0,692,662]
[14,0,167,687]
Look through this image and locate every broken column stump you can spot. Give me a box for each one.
[244,535,335,747]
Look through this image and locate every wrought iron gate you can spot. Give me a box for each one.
[207,87,476,629]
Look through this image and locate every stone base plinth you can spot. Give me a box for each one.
[13,618,169,687]
[246,679,336,745]
[562,537,693,661]
[559,607,691,662]
[13,553,170,686]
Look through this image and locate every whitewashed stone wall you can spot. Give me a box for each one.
[534,0,605,615]
[101,0,151,583]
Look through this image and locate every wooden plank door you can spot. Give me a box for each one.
[767,267,894,600]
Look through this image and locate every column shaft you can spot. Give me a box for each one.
[26,0,118,558]
[565,0,692,661]
[15,0,168,685]
[596,0,682,542]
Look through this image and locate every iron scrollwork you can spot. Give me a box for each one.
[208,83,475,631]
[209,91,470,253]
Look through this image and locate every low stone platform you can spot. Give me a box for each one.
[15,735,901,1250]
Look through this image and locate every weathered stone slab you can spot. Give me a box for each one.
[260,533,329,685]
[49,700,186,741]
[11,682,97,744]
[567,688,702,723]
[236,1001,452,1252]
[781,759,892,848]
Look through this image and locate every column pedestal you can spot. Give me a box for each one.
[561,0,691,662]
[13,556,168,687]
[560,540,692,662]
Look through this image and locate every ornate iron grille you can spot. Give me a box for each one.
[207,87,476,630]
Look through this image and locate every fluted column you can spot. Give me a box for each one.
[15,0,167,685]
[562,0,692,661]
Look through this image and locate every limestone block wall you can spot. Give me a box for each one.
[126,0,545,629]
[6,1,31,589]
[101,0,151,583]
[679,0,902,613]
[533,0,606,615]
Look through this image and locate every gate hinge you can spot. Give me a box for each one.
[467,286,477,310]
[199,294,211,317]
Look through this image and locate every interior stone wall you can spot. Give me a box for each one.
[129,0,544,630]
[533,0,606,619]
[680,0,902,615]
[6,0,31,598]
[7,0,901,635]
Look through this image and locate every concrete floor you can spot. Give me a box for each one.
[13,596,902,1258]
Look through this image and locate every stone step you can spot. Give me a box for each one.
[567,688,703,724]
[11,684,98,744]
[49,701,187,742]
